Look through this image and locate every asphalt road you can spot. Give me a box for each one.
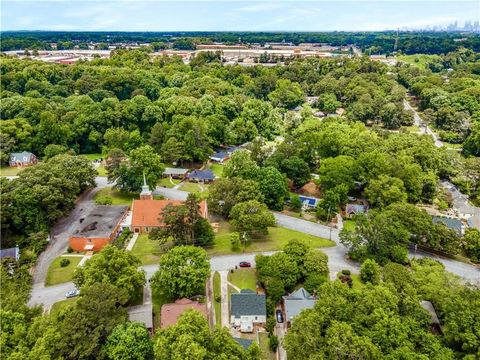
[403,99,443,148]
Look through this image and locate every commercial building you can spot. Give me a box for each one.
[69,205,128,251]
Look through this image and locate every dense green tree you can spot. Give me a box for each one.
[150,246,210,299]
[223,150,259,180]
[365,175,408,208]
[464,228,480,263]
[230,200,275,236]
[103,322,154,360]
[268,79,304,109]
[73,245,145,304]
[257,166,288,211]
[318,155,358,191]
[360,259,381,285]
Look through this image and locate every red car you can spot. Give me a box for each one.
[239,261,251,268]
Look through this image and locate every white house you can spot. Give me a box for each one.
[230,289,266,333]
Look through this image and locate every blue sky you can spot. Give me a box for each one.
[1,1,478,31]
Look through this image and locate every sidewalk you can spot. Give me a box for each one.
[125,233,139,251]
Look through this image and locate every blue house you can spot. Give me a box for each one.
[298,196,319,209]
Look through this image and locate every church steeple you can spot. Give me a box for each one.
[140,172,153,200]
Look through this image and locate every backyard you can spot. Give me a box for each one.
[158,177,182,188]
[258,332,276,360]
[45,256,83,286]
[0,166,25,176]
[130,234,163,265]
[208,221,335,256]
[207,162,224,177]
[179,182,210,198]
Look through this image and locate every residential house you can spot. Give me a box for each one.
[230,289,266,333]
[298,195,319,209]
[160,298,207,328]
[163,167,189,179]
[210,151,229,163]
[432,216,464,236]
[345,204,368,217]
[0,246,20,261]
[9,152,37,167]
[187,169,215,183]
[130,199,208,234]
[282,287,317,327]
[69,205,129,251]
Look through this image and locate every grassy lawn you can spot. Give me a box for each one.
[444,142,463,150]
[158,177,181,188]
[179,182,210,198]
[208,222,335,256]
[94,187,138,205]
[228,269,257,291]
[402,125,420,134]
[396,54,442,70]
[96,164,108,176]
[258,332,276,360]
[45,256,82,286]
[213,272,221,327]
[350,274,365,290]
[50,298,77,314]
[0,166,23,176]
[343,219,356,232]
[131,234,163,265]
[208,162,224,177]
[81,153,103,160]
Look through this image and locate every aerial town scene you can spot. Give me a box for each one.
[0,0,479,359]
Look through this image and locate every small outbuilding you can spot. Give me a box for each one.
[9,152,37,167]
[345,204,368,217]
[432,216,464,236]
[0,246,20,261]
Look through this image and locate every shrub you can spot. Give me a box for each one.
[215,295,221,303]
[67,246,74,253]
[290,195,302,211]
[341,269,351,276]
[269,335,279,351]
[266,317,276,335]
[360,259,381,285]
[60,258,70,267]
[95,195,113,205]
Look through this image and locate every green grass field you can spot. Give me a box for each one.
[350,274,365,290]
[45,256,82,286]
[208,163,224,177]
[131,234,163,265]
[209,222,335,256]
[396,54,442,70]
[213,272,221,326]
[96,165,108,176]
[50,298,78,314]
[158,177,181,188]
[0,166,24,176]
[179,182,210,198]
[94,187,138,205]
[81,153,103,160]
[228,269,257,291]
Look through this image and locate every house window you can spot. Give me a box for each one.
[134,228,139,233]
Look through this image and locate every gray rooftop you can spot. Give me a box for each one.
[432,216,463,234]
[0,247,19,260]
[163,167,189,175]
[74,205,128,238]
[282,287,317,322]
[420,300,440,325]
[231,290,266,318]
[233,337,254,350]
[10,152,35,162]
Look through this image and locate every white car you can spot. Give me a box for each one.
[65,289,80,298]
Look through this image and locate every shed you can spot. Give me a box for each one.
[0,246,20,261]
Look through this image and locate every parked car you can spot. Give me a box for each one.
[65,289,80,298]
[239,261,251,268]
[276,309,284,323]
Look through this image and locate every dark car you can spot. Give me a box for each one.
[239,261,251,268]
[276,309,284,323]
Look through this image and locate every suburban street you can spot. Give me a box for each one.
[403,98,443,147]
[27,175,480,311]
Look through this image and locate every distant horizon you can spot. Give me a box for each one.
[2,1,478,32]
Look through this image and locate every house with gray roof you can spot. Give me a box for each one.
[282,287,317,326]
[432,216,464,236]
[9,152,37,167]
[0,246,20,261]
[230,289,266,332]
[163,167,189,179]
[187,169,215,183]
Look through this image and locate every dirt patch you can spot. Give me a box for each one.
[299,182,321,197]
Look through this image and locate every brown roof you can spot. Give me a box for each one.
[131,199,207,227]
[160,298,207,328]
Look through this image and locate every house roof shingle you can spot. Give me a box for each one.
[160,298,207,328]
[282,287,317,322]
[187,169,215,181]
[230,290,266,318]
[233,337,254,350]
[432,216,463,234]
